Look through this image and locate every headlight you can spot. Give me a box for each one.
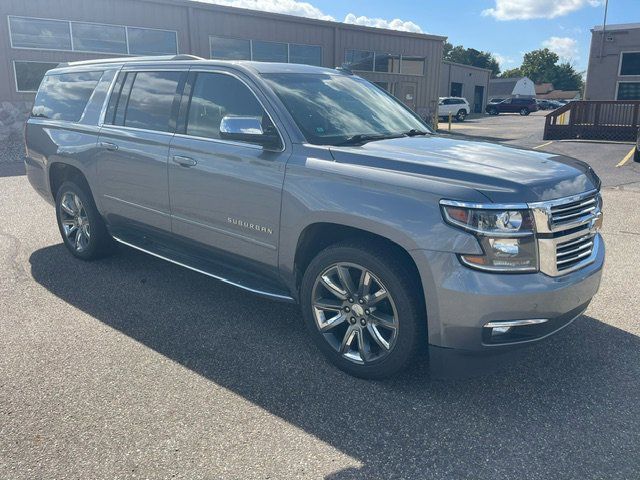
[440,201,538,272]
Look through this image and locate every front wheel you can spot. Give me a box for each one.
[488,108,498,115]
[300,241,425,379]
[456,109,467,122]
[520,108,530,116]
[55,180,115,260]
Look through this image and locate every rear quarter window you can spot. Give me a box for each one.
[32,71,103,122]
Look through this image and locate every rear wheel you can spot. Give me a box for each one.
[488,107,498,115]
[55,180,115,260]
[520,108,530,116]
[456,109,467,122]
[300,241,424,379]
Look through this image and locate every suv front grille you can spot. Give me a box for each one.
[549,192,599,228]
[556,233,596,272]
[531,190,602,277]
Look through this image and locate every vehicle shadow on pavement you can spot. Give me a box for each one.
[29,244,640,479]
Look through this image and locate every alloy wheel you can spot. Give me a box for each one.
[60,192,91,252]
[311,262,399,364]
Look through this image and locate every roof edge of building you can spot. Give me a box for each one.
[135,0,448,41]
[442,60,492,73]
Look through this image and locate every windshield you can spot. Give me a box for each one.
[262,73,432,146]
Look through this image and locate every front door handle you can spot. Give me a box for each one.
[172,155,197,167]
[99,141,119,151]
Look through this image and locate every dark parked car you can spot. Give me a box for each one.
[536,99,560,110]
[486,98,539,116]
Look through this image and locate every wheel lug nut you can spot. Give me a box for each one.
[344,306,350,312]
[359,299,364,304]
[365,309,370,315]
[348,298,354,303]
[350,317,356,324]
[359,318,366,326]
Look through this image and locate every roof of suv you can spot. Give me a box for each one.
[51,55,343,76]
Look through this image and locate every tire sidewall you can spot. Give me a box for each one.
[456,109,467,122]
[300,245,422,379]
[55,181,104,260]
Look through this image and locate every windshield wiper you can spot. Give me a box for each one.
[403,129,430,137]
[336,133,405,146]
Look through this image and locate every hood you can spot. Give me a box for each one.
[329,136,600,203]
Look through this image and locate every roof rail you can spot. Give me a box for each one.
[57,54,204,68]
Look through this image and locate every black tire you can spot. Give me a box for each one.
[488,107,498,115]
[456,109,467,122]
[300,241,425,379]
[634,146,639,163]
[520,108,530,116]
[55,180,115,260]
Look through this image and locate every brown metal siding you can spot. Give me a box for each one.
[0,0,444,115]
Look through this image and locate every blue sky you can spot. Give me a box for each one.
[209,0,639,72]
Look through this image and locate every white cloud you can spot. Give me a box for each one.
[198,0,424,32]
[202,0,334,20]
[542,36,579,61]
[482,0,601,21]
[493,53,516,68]
[343,13,423,33]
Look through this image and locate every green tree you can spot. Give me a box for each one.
[500,67,523,78]
[520,48,559,84]
[443,42,501,77]
[499,48,584,90]
[547,62,584,91]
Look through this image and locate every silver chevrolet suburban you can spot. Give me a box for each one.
[24,56,605,379]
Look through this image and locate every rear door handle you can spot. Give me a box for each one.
[172,155,197,167]
[99,141,118,151]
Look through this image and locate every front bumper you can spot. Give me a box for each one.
[411,233,604,376]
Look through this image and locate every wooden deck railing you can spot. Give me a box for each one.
[544,100,640,142]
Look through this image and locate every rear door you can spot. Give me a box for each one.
[167,68,289,267]
[96,67,186,231]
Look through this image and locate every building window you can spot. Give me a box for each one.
[127,27,177,55]
[210,36,251,60]
[374,53,400,73]
[345,50,374,72]
[450,82,463,97]
[620,52,640,76]
[208,37,322,66]
[617,82,640,100]
[401,56,425,76]
[289,44,322,66]
[252,41,288,62]
[71,22,127,54]
[14,61,59,92]
[8,16,177,55]
[9,16,71,50]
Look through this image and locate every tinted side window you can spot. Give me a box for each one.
[122,71,182,132]
[185,73,266,142]
[32,71,103,121]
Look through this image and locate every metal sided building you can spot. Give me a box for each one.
[439,61,491,113]
[0,0,446,138]
[585,23,640,101]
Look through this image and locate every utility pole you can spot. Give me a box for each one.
[599,0,609,61]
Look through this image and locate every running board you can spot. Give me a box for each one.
[111,232,295,302]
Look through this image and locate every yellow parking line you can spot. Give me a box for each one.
[616,147,636,167]
[533,141,554,150]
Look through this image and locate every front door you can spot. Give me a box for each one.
[473,85,484,113]
[97,69,185,231]
[397,82,417,111]
[168,70,288,267]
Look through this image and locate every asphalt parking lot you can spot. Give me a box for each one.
[1,125,639,479]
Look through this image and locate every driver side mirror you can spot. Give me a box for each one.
[219,116,282,151]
